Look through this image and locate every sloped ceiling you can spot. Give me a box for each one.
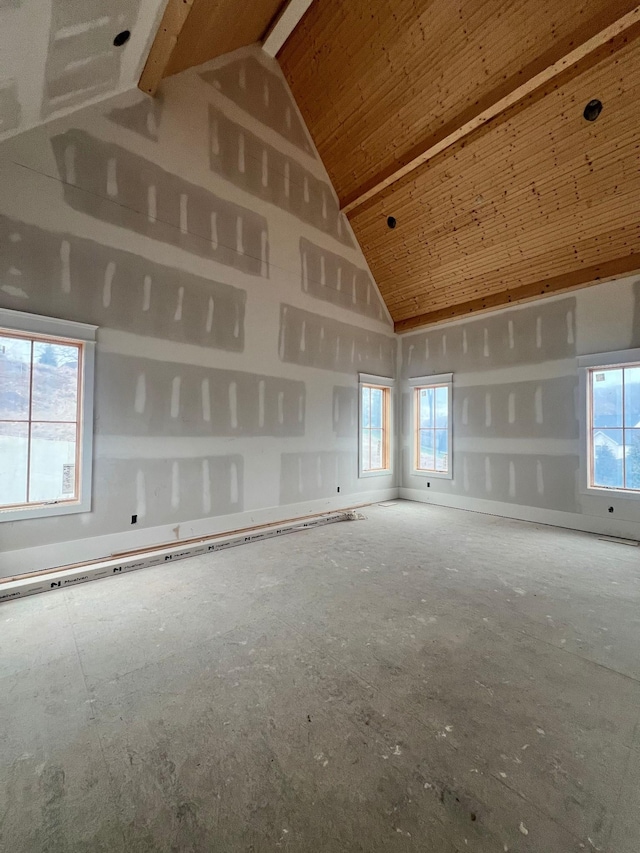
[0,0,168,142]
[279,0,640,330]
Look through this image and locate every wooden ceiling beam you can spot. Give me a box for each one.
[263,0,314,57]
[139,0,196,96]
[342,5,640,216]
[139,0,290,96]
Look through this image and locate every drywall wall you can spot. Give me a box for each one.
[399,277,640,538]
[0,0,167,141]
[0,45,395,576]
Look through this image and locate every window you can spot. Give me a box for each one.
[578,348,640,498]
[359,373,393,476]
[0,309,96,521]
[410,373,453,478]
[585,359,640,493]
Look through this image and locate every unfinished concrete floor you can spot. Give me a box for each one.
[1,501,640,852]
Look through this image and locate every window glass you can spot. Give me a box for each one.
[589,364,640,492]
[435,386,448,429]
[416,383,450,475]
[360,383,390,473]
[0,329,83,511]
[29,422,77,503]
[592,369,622,428]
[624,366,640,427]
[0,421,28,506]
[370,387,383,428]
[31,341,79,421]
[419,388,434,428]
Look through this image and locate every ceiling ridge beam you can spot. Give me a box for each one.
[342,5,640,216]
[139,0,197,96]
[263,0,314,57]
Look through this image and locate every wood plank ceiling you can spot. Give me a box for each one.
[279,0,640,330]
[139,0,286,95]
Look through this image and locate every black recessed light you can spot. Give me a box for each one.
[113,30,131,47]
[387,216,397,229]
[583,99,603,122]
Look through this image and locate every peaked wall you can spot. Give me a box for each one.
[0,45,396,576]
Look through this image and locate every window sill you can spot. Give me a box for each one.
[0,498,91,523]
[359,469,392,479]
[411,469,453,480]
[582,486,640,501]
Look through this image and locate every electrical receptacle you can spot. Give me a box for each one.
[337,486,340,493]
[131,514,137,524]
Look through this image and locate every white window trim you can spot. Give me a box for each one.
[0,308,97,522]
[358,373,394,478]
[577,348,640,500]
[409,372,454,480]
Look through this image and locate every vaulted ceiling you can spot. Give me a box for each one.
[279,0,640,331]
[4,0,640,332]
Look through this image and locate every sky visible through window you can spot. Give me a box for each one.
[591,365,640,491]
[417,385,449,473]
[0,332,80,508]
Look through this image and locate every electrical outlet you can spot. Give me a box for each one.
[337,486,340,493]
[131,514,137,524]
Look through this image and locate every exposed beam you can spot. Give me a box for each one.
[138,0,196,96]
[342,5,640,215]
[262,0,314,57]
[394,257,640,334]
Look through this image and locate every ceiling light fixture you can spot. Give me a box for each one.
[583,99,603,122]
[113,30,131,47]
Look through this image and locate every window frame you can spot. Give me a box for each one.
[409,373,453,480]
[0,308,97,522]
[358,373,393,478]
[578,348,640,499]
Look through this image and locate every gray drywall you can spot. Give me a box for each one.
[209,107,353,248]
[41,0,143,117]
[0,0,167,141]
[0,45,394,574]
[107,96,163,141]
[0,215,246,351]
[50,129,270,275]
[201,56,313,155]
[400,280,640,531]
[300,238,386,321]
[0,79,20,134]
[279,304,395,375]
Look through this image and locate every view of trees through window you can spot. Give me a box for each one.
[361,385,388,471]
[0,332,81,508]
[416,385,449,473]
[590,365,640,491]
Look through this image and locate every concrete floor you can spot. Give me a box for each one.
[1,501,640,852]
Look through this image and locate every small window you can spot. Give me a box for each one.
[410,373,453,479]
[587,362,640,492]
[0,309,96,522]
[359,374,392,476]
